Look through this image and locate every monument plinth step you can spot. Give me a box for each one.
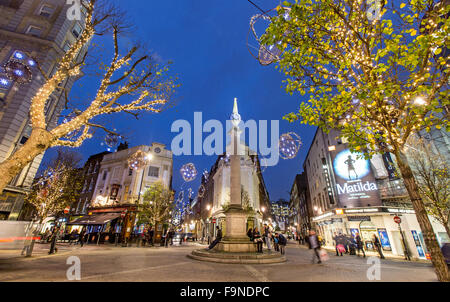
[188,249,287,264]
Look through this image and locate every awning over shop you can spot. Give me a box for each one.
[67,213,121,225]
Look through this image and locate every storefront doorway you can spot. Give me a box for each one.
[359,221,377,251]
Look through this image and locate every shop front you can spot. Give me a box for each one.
[67,205,138,244]
[312,206,446,260]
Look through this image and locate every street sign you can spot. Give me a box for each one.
[121,212,126,218]
[393,216,402,224]
[212,218,216,224]
[64,206,70,214]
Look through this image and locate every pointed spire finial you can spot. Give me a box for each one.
[233,97,238,114]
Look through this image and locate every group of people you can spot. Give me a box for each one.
[247,224,288,255]
[332,232,385,259]
[207,224,288,255]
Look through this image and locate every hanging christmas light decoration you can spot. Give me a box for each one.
[279,132,302,159]
[0,78,9,86]
[247,6,291,66]
[4,59,32,84]
[180,163,197,182]
[198,184,206,198]
[177,190,184,203]
[128,150,148,170]
[202,170,209,181]
[104,133,120,150]
[258,43,282,66]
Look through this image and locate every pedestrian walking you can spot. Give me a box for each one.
[253,227,263,253]
[164,228,170,248]
[169,228,175,246]
[263,225,273,251]
[355,233,366,257]
[48,226,60,254]
[273,234,279,252]
[207,226,222,250]
[306,230,322,264]
[373,234,385,259]
[277,233,287,255]
[79,228,86,247]
[148,226,154,246]
[333,232,344,256]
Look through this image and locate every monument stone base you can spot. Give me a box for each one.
[188,248,286,264]
[189,205,285,264]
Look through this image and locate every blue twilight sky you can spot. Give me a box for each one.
[41,0,317,201]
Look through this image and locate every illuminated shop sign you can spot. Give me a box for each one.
[331,146,381,207]
[345,208,380,213]
[347,216,371,221]
[386,208,415,214]
[312,211,333,221]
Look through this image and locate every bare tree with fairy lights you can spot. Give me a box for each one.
[0,0,177,193]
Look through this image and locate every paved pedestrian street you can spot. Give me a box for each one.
[0,242,437,282]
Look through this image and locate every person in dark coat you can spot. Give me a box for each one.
[253,227,263,253]
[48,226,60,254]
[355,232,366,257]
[247,228,254,241]
[207,226,223,250]
[373,234,385,259]
[78,228,86,247]
[147,226,154,246]
[277,233,287,255]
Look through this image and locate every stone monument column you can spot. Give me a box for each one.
[189,98,285,262]
[218,98,253,251]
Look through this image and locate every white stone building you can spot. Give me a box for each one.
[91,143,173,208]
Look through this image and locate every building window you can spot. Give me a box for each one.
[62,41,71,52]
[72,23,83,38]
[39,4,54,17]
[102,170,107,181]
[26,25,43,37]
[148,166,159,177]
[128,168,133,176]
